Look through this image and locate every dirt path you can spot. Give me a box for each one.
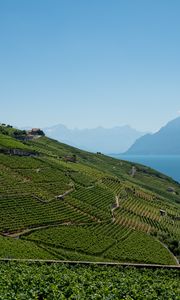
[2,221,86,239]
[55,188,74,200]
[0,258,179,268]
[34,188,74,203]
[111,195,120,222]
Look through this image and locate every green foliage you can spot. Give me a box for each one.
[0,263,179,299]
[0,236,55,259]
[104,231,176,265]
[23,224,176,265]
[0,194,91,232]
[72,185,114,219]
[156,232,180,258]
[0,124,27,139]
[23,225,115,255]
[69,171,95,187]
[0,134,29,150]
[0,128,179,265]
[0,124,15,136]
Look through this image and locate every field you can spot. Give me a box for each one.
[0,129,180,265]
[0,262,179,299]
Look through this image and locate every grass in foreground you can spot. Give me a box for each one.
[0,262,179,300]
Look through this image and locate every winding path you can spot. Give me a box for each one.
[111,195,120,222]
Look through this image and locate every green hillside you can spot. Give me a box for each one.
[0,126,180,265]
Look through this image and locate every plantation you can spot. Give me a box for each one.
[0,130,180,264]
[0,236,55,260]
[0,262,179,299]
[0,134,29,150]
[23,224,175,264]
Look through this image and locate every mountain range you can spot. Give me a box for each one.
[126,117,180,155]
[44,124,145,154]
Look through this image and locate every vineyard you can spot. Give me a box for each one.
[0,131,180,265]
[0,262,179,299]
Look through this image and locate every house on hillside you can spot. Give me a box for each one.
[64,155,77,163]
[167,187,175,193]
[27,128,45,136]
[26,128,45,140]
[160,209,166,216]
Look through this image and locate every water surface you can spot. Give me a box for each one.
[111,155,180,183]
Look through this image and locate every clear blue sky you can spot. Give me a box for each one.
[0,0,180,132]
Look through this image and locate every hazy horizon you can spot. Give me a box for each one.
[21,122,145,132]
[10,115,180,135]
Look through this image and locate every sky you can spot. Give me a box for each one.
[0,0,180,132]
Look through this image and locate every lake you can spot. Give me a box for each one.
[111,155,180,183]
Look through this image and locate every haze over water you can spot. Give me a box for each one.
[112,155,180,183]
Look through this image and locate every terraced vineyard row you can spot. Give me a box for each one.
[0,132,179,265]
[22,223,176,265]
[0,195,92,232]
[72,185,114,219]
[0,154,46,169]
[101,177,180,239]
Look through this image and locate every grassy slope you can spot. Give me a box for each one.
[0,134,179,264]
[0,134,30,150]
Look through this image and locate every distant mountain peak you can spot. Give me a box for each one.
[44,124,146,154]
[126,117,180,155]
